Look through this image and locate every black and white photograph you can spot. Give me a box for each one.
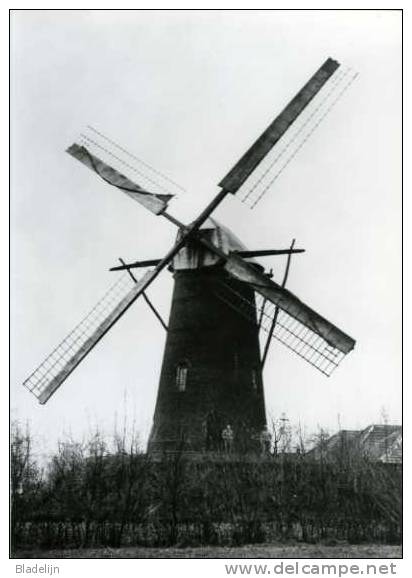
[9,8,402,566]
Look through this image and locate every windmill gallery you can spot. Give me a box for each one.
[23,58,357,456]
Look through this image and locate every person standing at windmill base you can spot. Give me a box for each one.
[260,426,272,456]
[222,424,234,453]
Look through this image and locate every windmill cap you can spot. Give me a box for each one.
[172,217,258,271]
[197,217,250,254]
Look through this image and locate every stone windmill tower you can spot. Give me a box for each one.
[23,58,357,455]
[148,220,268,454]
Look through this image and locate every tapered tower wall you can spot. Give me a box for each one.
[147,265,267,454]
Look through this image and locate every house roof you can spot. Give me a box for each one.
[308,424,402,463]
[359,424,402,462]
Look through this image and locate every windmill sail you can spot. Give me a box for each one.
[83,125,187,197]
[238,68,358,209]
[221,253,355,374]
[211,277,347,376]
[23,271,153,404]
[67,143,173,215]
[218,58,340,195]
[23,55,357,416]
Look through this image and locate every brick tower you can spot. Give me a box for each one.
[147,220,267,454]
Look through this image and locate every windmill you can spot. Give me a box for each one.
[23,57,357,455]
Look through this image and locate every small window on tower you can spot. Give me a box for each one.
[176,363,188,392]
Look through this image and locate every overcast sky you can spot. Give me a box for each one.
[10,10,401,457]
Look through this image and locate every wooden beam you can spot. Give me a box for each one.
[261,239,296,368]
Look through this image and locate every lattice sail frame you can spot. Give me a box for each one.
[237,69,359,209]
[23,271,152,404]
[211,277,347,376]
[217,57,358,210]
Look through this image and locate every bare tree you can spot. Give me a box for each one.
[10,420,43,550]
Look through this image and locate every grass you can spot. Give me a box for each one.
[12,543,402,559]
